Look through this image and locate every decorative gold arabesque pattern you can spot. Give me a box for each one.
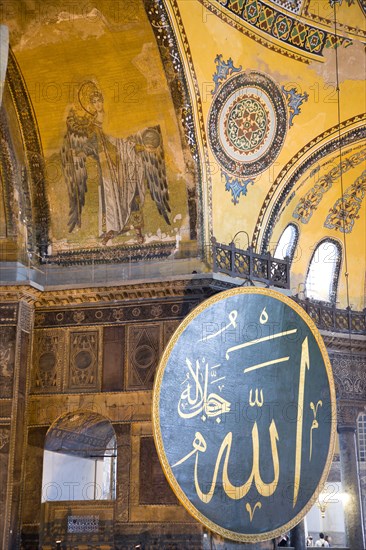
[324,169,366,233]
[254,114,366,252]
[292,148,366,224]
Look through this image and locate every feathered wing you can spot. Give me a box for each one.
[134,125,171,225]
[61,109,92,233]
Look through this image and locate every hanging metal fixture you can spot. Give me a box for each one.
[332,1,354,353]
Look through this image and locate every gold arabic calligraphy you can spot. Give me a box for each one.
[173,308,323,516]
[178,358,230,421]
[173,421,279,503]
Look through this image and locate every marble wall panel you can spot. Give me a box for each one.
[31,329,64,393]
[126,324,161,390]
[66,329,101,392]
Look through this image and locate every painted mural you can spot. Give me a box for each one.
[0,0,365,307]
[61,80,171,246]
[5,0,198,261]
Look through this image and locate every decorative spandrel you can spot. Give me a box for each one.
[153,288,336,542]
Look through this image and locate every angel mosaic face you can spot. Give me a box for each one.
[89,93,104,114]
[208,71,288,177]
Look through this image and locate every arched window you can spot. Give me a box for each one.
[274,223,299,263]
[357,413,366,463]
[42,411,117,502]
[305,239,342,303]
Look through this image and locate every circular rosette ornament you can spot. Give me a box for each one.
[208,71,288,177]
[153,288,336,542]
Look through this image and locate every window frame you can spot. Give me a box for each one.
[305,238,342,304]
[273,223,299,265]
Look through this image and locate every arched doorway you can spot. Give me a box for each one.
[42,410,117,502]
[40,411,117,548]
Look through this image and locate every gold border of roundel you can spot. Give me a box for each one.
[152,287,336,543]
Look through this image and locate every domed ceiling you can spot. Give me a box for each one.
[0,0,365,308]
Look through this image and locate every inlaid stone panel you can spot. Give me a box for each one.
[0,326,16,398]
[65,330,101,391]
[126,324,161,390]
[31,329,65,393]
[163,319,180,348]
[102,326,125,392]
[22,427,47,525]
[139,436,178,505]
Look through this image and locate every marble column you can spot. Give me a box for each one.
[338,425,365,550]
[1,299,34,550]
[290,519,305,550]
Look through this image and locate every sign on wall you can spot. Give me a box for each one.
[153,288,336,542]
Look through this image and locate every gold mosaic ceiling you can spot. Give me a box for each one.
[0,0,365,308]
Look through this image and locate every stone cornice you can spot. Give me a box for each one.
[321,331,366,356]
[0,287,39,305]
[0,276,236,309]
[1,280,365,341]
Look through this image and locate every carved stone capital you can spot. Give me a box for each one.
[330,353,366,401]
[0,286,39,305]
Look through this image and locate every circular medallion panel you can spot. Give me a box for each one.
[75,351,92,370]
[39,352,56,373]
[153,288,336,542]
[208,72,287,177]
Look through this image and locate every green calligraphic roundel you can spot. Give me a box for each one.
[153,288,336,542]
